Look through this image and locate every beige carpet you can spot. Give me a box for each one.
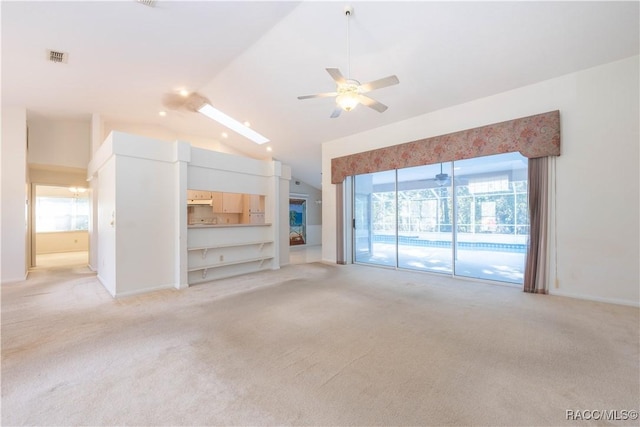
[2,262,639,426]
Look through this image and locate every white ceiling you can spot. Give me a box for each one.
[3,1,638,189]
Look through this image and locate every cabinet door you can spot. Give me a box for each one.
[222,193,243,213]
[245,194,264,213]
[211,192,223,213]
[188,190,211,200]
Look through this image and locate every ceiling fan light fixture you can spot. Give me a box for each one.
[336,82,359,111]
[435,173,450,186]
[337,92,359,111]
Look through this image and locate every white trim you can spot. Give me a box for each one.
[549,289,640,308]
[114,284,176,298]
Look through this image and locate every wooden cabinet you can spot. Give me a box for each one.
[211,192,243,213]
[187,190,212,200]
[223,193,243,213]
[243,194,264,213]
[242,194,265,224]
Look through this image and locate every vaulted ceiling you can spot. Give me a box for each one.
[3,1,638,189]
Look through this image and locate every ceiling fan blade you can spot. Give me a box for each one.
[163,92,210,112]
[330,108,342,119]
[162,93,187,110]
[359,75,399,93]
[357,95,388,113]
[297,92,338,100]
[326,68,347,85]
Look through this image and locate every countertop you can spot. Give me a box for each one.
[188,223,272,229]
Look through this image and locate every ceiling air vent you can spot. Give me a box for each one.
[48,50,68,64]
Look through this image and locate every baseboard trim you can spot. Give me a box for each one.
[114,284,176,298]
[549,289,640,308]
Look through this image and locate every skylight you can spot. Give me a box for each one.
[198,104,269,145]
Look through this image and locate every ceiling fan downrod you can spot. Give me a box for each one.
[345,5,353,80]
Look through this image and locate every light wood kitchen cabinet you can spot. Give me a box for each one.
[241,194,266,224]
[211,192,243,213]
[187,190,212,200]
[243,194,265,213]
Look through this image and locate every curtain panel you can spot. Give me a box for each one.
[331,110,560,184]
[524,157,550,294]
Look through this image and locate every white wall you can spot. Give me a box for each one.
[96,154,116,295]
[115,154,176,295]
[36,231,88,254]
[322,56,639,306]
[27,116,90,169]
[1,108,28,282]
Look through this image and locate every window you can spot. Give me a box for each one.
[35,186,89,232]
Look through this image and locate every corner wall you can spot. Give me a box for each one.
[27,116,90,169]
[322,56,639,306]
[1,107,28,283]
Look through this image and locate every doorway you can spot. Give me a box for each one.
[289,198,307,246]
[32,184,90,268]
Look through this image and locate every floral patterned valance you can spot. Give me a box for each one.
[331,110,560,184]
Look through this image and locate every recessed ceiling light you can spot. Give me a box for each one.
[158,111,167,117]
[179,89,189,97]
[221,132,228,138]
[243,121,251,127]
[198,104,269,145]
[266,146,272,152]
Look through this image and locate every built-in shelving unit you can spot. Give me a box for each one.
[187,224,275,285]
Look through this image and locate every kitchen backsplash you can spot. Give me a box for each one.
[188,205,240,225]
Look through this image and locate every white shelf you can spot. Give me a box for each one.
[187,256,273,272]
[186,239,274,283]
[188,256,274,281]
[187,241,273,260]
[188,240,273,251]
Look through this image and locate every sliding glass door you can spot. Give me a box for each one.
[354,170,396,267]
[453,154,528,283]
[352,153,528,285]
[396,164,453,274]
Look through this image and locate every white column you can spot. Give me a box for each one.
[1,108,28,282]
[174,141,190,289]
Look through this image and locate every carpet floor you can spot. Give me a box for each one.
[2,261,639,426]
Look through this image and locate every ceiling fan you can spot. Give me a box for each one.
[297,6,399,118]
[162,91,210,113]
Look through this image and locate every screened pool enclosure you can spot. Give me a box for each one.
[354,152,529,284]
